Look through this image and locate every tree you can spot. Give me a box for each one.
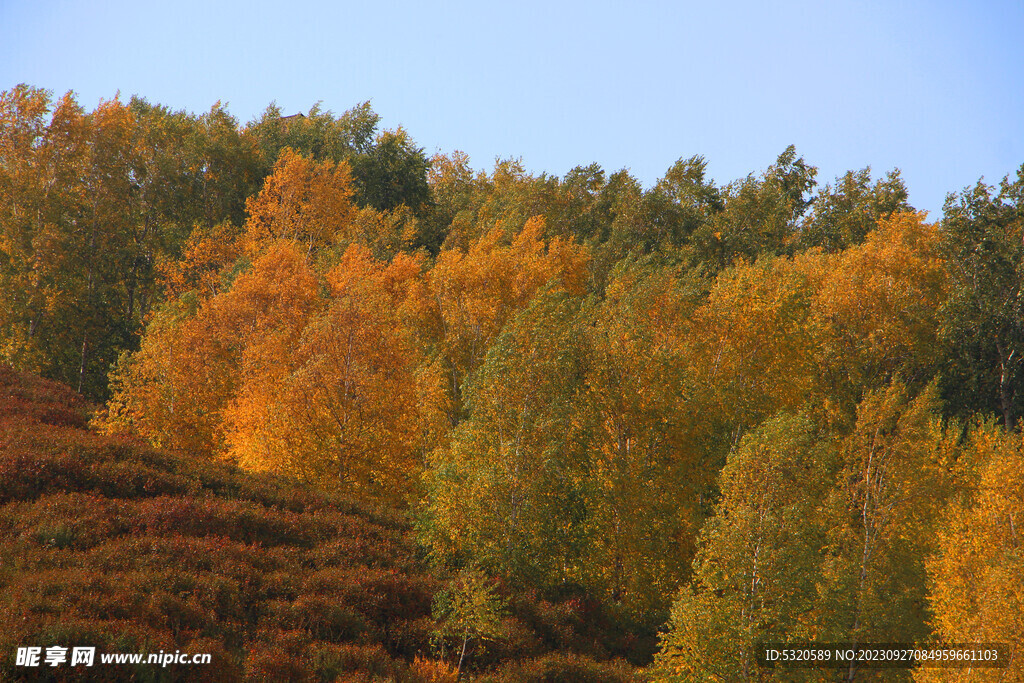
[243,148,356,255]
[577,258,709,617]
[799,167,912,253]
[653,413,831,682]
[427,216,590,424]
[425,150,481,253]
[0,84,66,380]
[104,240,322,456]
[1,87,257,399]
[225,244,423,503]
[641,155,724,251]
[424,291,589,582]
[432,568,509,677]
[192,101,261,228]
[939,166,1024,428]
[245,100,379,174]
[351,127,432,216]
[812,211,946,408]
[157,221,242,302]
[817,383,957,682]
[918,423,1024,682]
[691,145,817,269]
[683,251,822,434]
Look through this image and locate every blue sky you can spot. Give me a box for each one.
[2,0,1021,217]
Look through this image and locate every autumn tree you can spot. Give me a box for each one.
[157,221,243,302]
[424,291,589,581]
[817,383,957,682]
[683,251,823,435]
[427,215,590,424]
[225,244,423,503]
[652,414,831,682]
[109,240,431,504]
[105,240,321,456]
[0,86,261,399]
[428,255,709,621]
[426,150,483,253]
[577,258,709,617]
[918,423,1024,682]
[432,567,509,676]
[246,103,433,233]
[0,85,71,381]
[243,147,356,255]
[433,158,562,252]
[0,88,145,397]
[811,211,947,411]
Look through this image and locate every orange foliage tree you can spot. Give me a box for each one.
[106,240,321,456]
[243,147,356,255]
[918,424,1024,682]
[225,245,424,503]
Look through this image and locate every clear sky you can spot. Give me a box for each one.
[2,0,1021,217]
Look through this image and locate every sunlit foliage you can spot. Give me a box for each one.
[3,83,1024,681]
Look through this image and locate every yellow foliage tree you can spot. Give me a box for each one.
[818,382,958,683]
[580,261,708,616]
[158,221,242,302]
[428,215,590,422]
[684,251,823,433]
[243,147,356,255]
[813,211,946,403]
[917,424,1024,682]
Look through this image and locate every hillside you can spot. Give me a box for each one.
[0,367,644,682]
[0,365,441,681]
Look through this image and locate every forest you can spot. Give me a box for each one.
[0,83,1022,681]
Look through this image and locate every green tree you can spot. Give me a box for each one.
[432,568,509,677]
[351,127,432,215]
[641,155,724,251]
[799,167,912,253]
[652,414,831,682]
[192,101,261,228]
[817,383,957,682]
[938,166,1024,428]
[245,100,378,173]
[691,145,817,269]
[424,291,589,584]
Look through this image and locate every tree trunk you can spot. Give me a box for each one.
[996,342,1016,430]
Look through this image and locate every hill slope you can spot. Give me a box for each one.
[0,366,439,681]
[0,368,645,682]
